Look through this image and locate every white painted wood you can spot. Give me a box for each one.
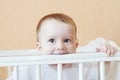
[79,63,83,80]
[0,50,120,80]
[14,66,18,80]
[57,64,62,80]
[100,62,105,80]
[0,51,120,67]
[36,65,41,80]
[0,49,38,56]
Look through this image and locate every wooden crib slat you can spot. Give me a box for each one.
[36,65,41,80]
[57,64,62,80]
[79,63,83,80]
[14,66,18,80]
[100,62,105,80]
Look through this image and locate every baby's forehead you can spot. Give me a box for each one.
[40,19,75,31]
[39,19,76,35]
[41,18,75,28]
[41,18,77,32]
[41,18,66,25]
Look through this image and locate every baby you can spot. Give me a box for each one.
[7,13,117,80]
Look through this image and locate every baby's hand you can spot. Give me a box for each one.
[89,37,117,56]
[76,37,118,56]
[93,37,117,56]
[96,43,117,56]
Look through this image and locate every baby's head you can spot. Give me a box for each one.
[36,13,78,55]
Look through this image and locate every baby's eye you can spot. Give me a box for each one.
[64,39,71,43]
[49,39,55,43]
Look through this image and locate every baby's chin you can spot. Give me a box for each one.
[49,64,72,70]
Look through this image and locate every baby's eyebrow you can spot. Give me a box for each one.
[64,36,74,39]
[47,37,55,39]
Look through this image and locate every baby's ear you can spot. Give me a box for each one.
[36,42,41,51]
[76,42,78,48]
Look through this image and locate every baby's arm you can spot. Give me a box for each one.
[95,38,117,56]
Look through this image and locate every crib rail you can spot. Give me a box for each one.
[0,50,120,80]
[0,50,120,66]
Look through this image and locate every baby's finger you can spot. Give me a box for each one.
[110,47,114,56]
[106,46,112,56]
[107,47,116,56]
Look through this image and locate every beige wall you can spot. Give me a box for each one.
[0,0,120,79]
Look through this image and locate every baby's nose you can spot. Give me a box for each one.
[56,42,66,51]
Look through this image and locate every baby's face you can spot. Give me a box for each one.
[37,19,78,55]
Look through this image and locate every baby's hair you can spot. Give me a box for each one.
[36,13,77,42]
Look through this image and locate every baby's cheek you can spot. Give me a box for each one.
[44,48,54,55]
[68,48,76,53]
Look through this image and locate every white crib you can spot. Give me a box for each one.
[0,49,120,80]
